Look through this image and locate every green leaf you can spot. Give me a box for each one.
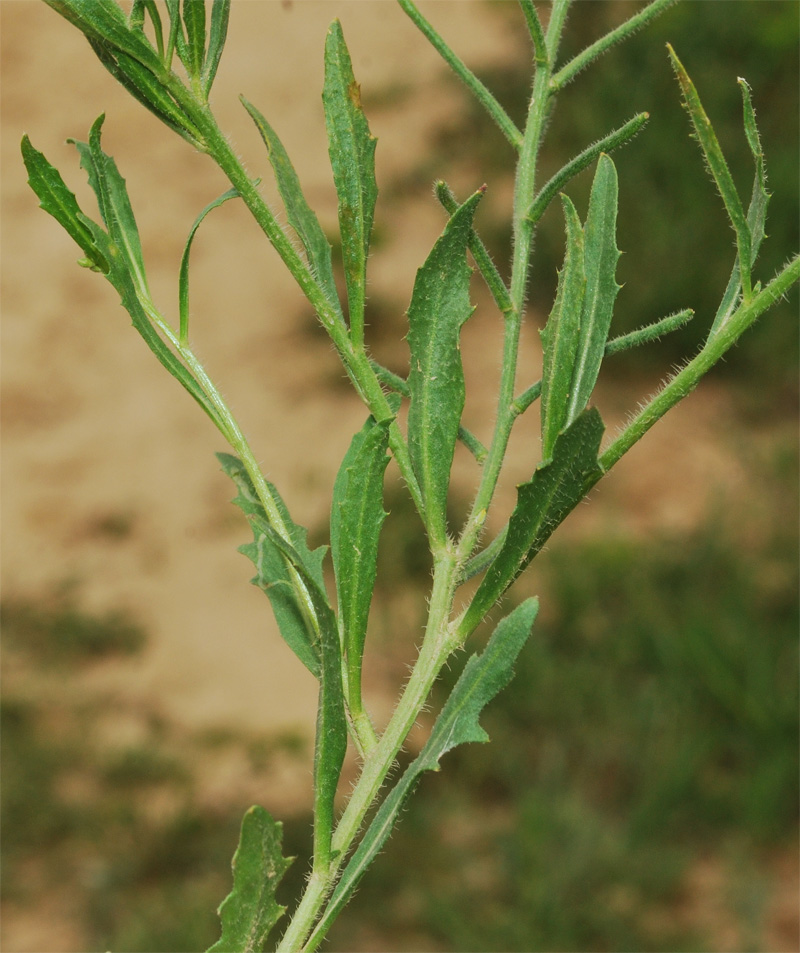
[182,0,206,80]
[70,115,149,295]
[305,598,539,949]
[208,805,293,953]
[331,417,390,717]
[44,0,164,74]
[130,0,164,59]
[668,45,752,300]
[241,97,340,314]
[179,187,239,343]
[710,77,771,339]
[244,512,346,872]
[217,452,325,678]
[461,409,603,638]
[21,135,108,272]
[565,154,621,424]
[323,19,378,346]
[539,194,585,462]
[57,120,227,431]
[407,187,484,546]
[87,42,204,148]
[202,0,231,95]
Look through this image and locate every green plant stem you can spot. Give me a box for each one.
[397,0,523,150]
[600,256,799,471]
[277,549,461,952]
[456,1,568,568]
[551,0,678,91]
[164,81,428,524]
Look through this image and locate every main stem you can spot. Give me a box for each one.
[277,550,461,952]
[456,0,568,567]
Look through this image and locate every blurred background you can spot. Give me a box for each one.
[2,1,797,951]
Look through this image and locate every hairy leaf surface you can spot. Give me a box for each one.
[540,194,585,461]
[566,154,621,423]
[217,452,325,678]
[323,19,377,342]
[208,805,292,953]
[22,135,108,272]
[181,0,206,79]
[44,0,164,73]
[242,97,340,313]
[407,188,483,545]
[331,417,391,700]
[202,0,231,94]
[306,598,539,948]
[461,409,603,637]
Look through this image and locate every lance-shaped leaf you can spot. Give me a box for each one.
[461,409,603,638]
[218,453,346,865]
[207,805,293,953]
[44,0,165,74]
[668,45,752,300]
[70,115,149,295]
[217,452,325,678]
[32,121,227,432]
[87,41,204,148]
[202,0,231,96]
[242,97,341,314]
[565,154,621,424]
[179,187,239,343]
[305,598,539,950]
[407,187,484,546]
[540,194,585,462]
[323,19,378,345]
[181,0,206,80]
[710,77,771,339]
[331,417,391,718]
[22,135,108,273]
[258,523,347,872]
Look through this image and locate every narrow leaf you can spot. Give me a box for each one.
[179,187,239,343]
[44,0,165,74]
[668,45,752,300]
[305,598,539,950]
[565,154,621,424]
[217,452,325,678]
[87,42,203,148]
[22,135,108,272]
[331,417,391,719]
[248,518,347,873]
[540,194,585,462]
[242,97,340,313]
[70,115,149,295]
[57,123,227,431]
[710,78,771,338]
[207,805,293,953]
[323,19,378,345]
[182,0,206,79]
[461,409,604,638]
[202,0,231,95]
[407,187,484,546]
